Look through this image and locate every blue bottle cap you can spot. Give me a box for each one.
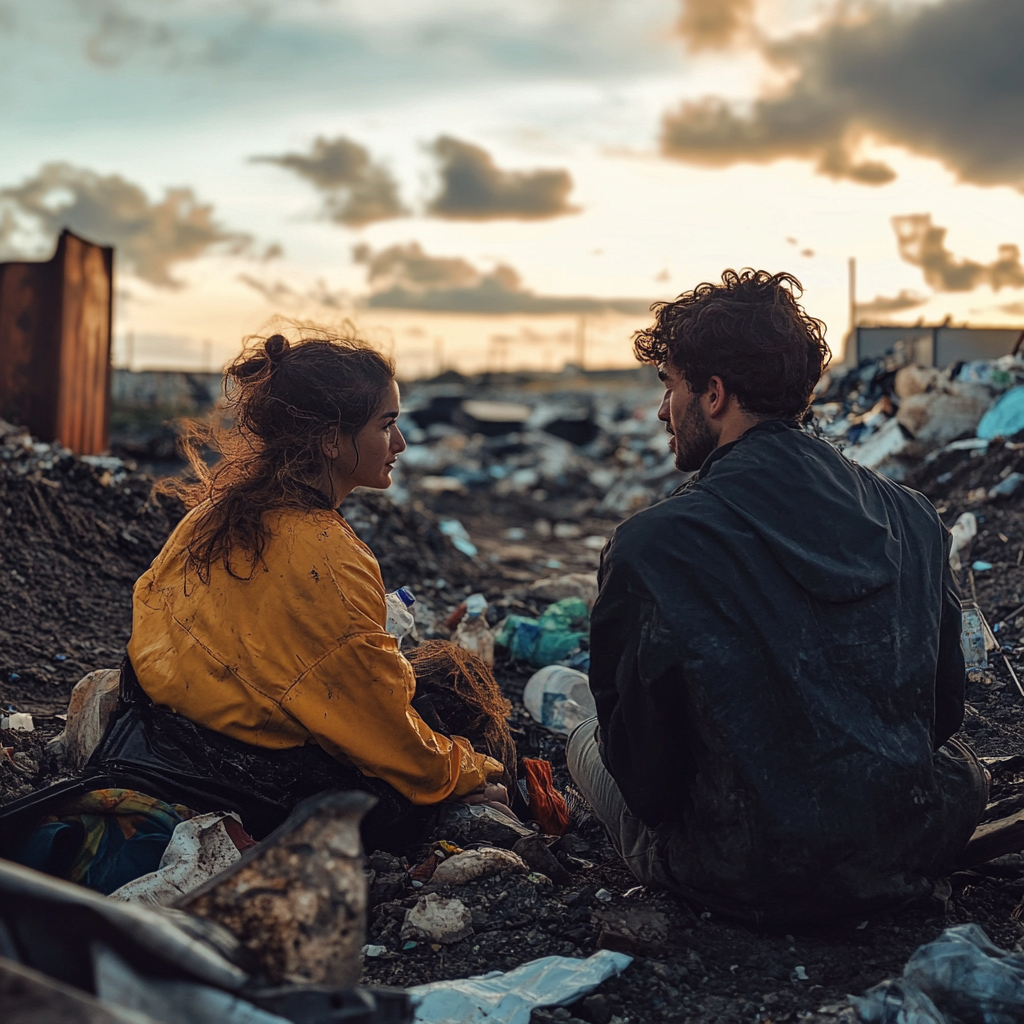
[396,586,416,607]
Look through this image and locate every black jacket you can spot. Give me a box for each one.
[590,420,986,922]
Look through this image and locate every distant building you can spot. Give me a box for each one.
[848,325,1024,367]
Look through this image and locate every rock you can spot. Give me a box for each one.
[371,870,411,905]
[401,894,473,945]
[512,834,573,886]
[581,993,613,1024]
[592,905,675,956]
[429,847,528,886]
[528,572,600,609]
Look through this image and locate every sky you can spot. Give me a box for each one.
[1,0,1023,375]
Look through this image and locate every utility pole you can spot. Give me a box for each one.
[575,315,586,371]
[847,257,857,366]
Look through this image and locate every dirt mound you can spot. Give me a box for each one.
[0,424,479,718]
[904,440,1024,503]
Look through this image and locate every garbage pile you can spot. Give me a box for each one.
[392,374,675,520]
[812,353,1024,479]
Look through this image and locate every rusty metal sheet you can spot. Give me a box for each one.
[0,229,113,455]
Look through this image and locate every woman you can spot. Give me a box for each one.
[93,331,511,851]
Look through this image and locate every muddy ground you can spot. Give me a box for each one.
[3,436,1024,1023]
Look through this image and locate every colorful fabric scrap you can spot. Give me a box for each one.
[12,788,194,895]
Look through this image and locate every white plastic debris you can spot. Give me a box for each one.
[948,512,978,572]
[897,383,993,445]
[110,813,247,906]
[409,950,632,1024]
[1,712,34,732]
[362,944,387,958]
[439,519,478,557]
[843,417,909,470]
[523,666,597,736]
[429,847,528,887]
[401,894,474,945]
[989,472,1023,499]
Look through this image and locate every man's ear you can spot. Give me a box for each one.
[706,375,729,418]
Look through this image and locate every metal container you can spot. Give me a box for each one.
[0,229,113,455]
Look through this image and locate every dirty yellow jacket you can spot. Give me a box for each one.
[128,503,503,804]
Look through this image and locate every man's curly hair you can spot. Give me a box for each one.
[634,269,830,420]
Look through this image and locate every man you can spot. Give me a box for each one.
[568,269,987,924]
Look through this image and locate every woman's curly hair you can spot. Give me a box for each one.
[633,269,830,419]
[160,325,395,583]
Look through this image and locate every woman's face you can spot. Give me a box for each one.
[324,379,407,502]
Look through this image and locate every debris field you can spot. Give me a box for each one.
[4,359,1024,1023]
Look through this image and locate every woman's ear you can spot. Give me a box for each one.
[321,428,341,460]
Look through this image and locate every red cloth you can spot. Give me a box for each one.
[523,757,570,836]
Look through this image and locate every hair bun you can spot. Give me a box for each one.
[265,334,290,363]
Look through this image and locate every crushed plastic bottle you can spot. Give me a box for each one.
[385,586,417,645]
[961,599,997,670]
[453,593,494,666]
[523,665,597,736]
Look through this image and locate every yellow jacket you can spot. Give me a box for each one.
[128,503,503,805]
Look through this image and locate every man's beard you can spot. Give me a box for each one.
[672,395,718,472]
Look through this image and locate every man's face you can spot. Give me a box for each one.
[658,363,718,472]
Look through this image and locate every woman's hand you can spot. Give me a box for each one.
[458,783,519,819]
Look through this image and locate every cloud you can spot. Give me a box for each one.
[237,273,350,311]
[0,162,250,287]
[893,214,1024,292]
[254,136,405,227]
[663,0,1024,189]
[676,0,754,51]
[74,0,269,68]
[354,242,650,315]
[997,302,1024,316]
[856,288,928,317]
[428,136,578,221]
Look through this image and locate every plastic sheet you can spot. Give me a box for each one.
[852,923,1024,1024]
[977,385,1024,440]
[408,950,632,1024]
[109,812,248,907]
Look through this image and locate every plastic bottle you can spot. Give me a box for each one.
[453,593,495,667]
[523,666,597,736]
[385,586,416,645]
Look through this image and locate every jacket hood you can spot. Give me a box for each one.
[691,421,921,603]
